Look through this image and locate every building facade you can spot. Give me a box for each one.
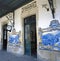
[0,0,60,61]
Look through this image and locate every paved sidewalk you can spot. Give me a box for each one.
[0,50,37,61]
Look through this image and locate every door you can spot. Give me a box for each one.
[24,15,37,57]
[30,23,37,57]
[24,25,31,55]
[2,24,7,50]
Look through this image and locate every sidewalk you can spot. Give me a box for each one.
[0,50,37,61]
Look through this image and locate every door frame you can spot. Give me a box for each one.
[2,24,8,50]
[21,1,38,57]
[24,15,37,56]
[1,21,8,50]
[21,13,38,56]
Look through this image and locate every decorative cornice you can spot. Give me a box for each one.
[22,1,37,13]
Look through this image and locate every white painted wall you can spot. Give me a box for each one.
[36,0,53,28]
[15,8,22,32]
[14,8,24,55]
[55,0,60,22]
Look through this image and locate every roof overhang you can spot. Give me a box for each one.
[0,0,33,18]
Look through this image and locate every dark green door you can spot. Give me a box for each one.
[24,24,31,55]
[24,15,37,57]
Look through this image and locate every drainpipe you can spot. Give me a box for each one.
[51,0,55,19]
[48,0,55,19]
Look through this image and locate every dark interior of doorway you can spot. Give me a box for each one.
[24,15,37,58]
[2,24,7,50]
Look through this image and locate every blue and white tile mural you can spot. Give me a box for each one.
[42,33,56,46]
[39,20,60,51]
[41,31,60,50]
[7,33,21,54]
[9,34,20,44]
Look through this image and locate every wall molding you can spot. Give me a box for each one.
[22,1,37,13]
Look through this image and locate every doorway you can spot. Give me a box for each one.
[24,15,37,57]
[2,24,7,50]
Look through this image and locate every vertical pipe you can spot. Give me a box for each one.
[52,0,55,19]
[52,8,55,19]
[48,0,55,19]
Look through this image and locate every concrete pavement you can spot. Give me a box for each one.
[0,50,38,61]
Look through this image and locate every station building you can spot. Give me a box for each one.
[0,0,60,61]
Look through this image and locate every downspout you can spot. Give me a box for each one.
[48,0,55,19]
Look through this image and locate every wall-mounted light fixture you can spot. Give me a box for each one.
[6,11,15,32]
[6,25,12,32]
[42,4,49,11]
